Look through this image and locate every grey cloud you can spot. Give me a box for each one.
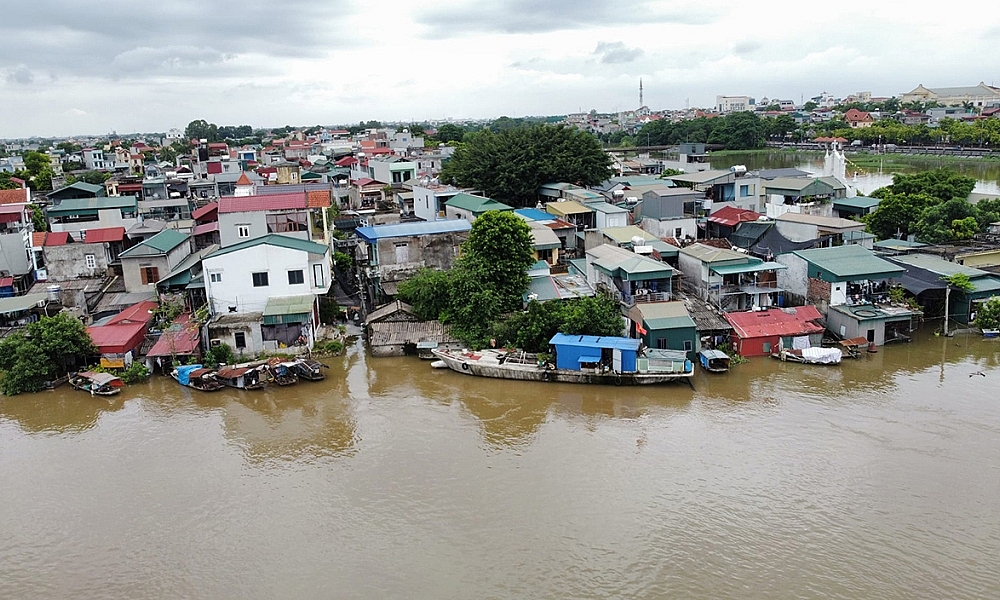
[733,40,761,55]
[0,1,354,80]
[6,65,34,84]
[594,42,644,64]
[418,0,718,38]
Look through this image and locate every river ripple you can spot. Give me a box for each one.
[1,331,998,599]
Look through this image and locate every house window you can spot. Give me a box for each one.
[139,265,159,285]
[288,269,304,285]
[234,332,246,349]
[237,224,251,238]
[252,272,269,287]
[394,242,409,263]
[209,272,222,283]
[740,185,750,197]
[674,227,683,238]
[85,254,96,269]
[656,338,667,349]
[313,263,325,287]
[266,212,308,233]
[683,340,693,352]
[762,342,772,354]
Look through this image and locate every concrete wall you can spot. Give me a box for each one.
[373,232,465,271]
[121,255,169,293]
[776,253,810,304]
[203,244,331,315]
[594,210,628,229]
[43,242,110,280]
[218,210,311,248]
[412,187,445,222]
[0,233,30,275]
[445,205,475,221]
[50,208,138,235]
[208,321,265,356]
[640,217,698,241]
[827,310,886,345]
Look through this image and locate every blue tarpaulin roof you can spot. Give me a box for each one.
[174,364,203,386]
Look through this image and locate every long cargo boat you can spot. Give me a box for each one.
[431,334,693,386]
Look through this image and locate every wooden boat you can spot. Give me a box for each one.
[289,358,327,381]
[772,347,842,365]
[171,364,225,392]
[838,337,870,359]
[215,364,268,390]
[266,358,299,386]
[430,347,693,386]
[69,371,124,396]
[698,349,731,373]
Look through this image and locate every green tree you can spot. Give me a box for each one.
[803,101,819,111]
[434,123,467,144]
[396,268,452,321]
[974,296,1000,329]
[914,198,978,243]
[184,119,218,142]
[491,293,624,352]
[31,205,48,233]
[441,124,613,206]
[863,193,933,240]
[0,313,97,395]
[205,343,235,366]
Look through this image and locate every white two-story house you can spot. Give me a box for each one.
[203,234,332,353]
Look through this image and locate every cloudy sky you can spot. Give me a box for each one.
[3,0,1000,138]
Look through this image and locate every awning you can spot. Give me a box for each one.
[262,295,314,325]
[710,261,787,276]
[578,355,602,363]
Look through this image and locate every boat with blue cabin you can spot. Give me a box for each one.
[431,333,693,385]
[698,349,731,373]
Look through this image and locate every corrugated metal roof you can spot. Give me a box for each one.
[680,243,748,264]
[833,196,881,210]
[0,293,48,314]
[515,208,555,222]
[888,253,989,278]
[83,227,126,243]
[601,226,656,245]
[191,202,218,220]
[119,229,189,258]
[549,333,641,351]
[776,213,866,230]
[445,193,511,213]
[205,234,328,258]
[263,295,314,317]
[708,206,761,227]
[794,245,906,281]
[725,306,825,339]
[46,195,137,215]
[355,219,471,242]
[710,261,786,275]
[545,200,592,216]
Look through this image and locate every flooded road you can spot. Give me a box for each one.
[2,331,999,599]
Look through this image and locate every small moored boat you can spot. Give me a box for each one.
[772,347,842,365]
[982,328,999,338]
[289,358,327,381]
[215,364,268,390]
[171,364,225,391]
[266,359,299,386]
[69,371,124,396]
[698,349,731,373]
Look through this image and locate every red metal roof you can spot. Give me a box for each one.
[0,277,13,287]
[353,177,378,187]
[334,156,357,167]
[118,183,143,192]
[44,231,71,246]
[147,326,200,357]
[106,300,157,326]
[218,193,307,214]
[193,221,219,236]
[725,306,825,340]
[84,226,126,243]
[191,202,218,221]
[708,206,761,227]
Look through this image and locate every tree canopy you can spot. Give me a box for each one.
[0,313,96,395]
[492,294,624,352]
[864,168,992,243]
[974,296,1000,330]
[440,123,613,206]
[635,112,769,150]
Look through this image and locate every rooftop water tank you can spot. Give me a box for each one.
[46,284,61,302]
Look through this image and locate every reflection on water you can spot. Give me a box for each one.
[711,151,1000,196]
[1,330,999,599]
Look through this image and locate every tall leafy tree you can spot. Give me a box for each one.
[441,124,613,206]
[0,313,96,395]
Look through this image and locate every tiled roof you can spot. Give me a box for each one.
[83,227,126,243]
[708,206,761,227]
[306,190,331,208]
[353,177,378,187]
[235,173,253,186]
[0,188,29,204]
[31,232,47,247]
[218,193,306,214]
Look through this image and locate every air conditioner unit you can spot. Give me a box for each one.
[210,339,222,347]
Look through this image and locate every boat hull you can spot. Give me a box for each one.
[431,350,692,385]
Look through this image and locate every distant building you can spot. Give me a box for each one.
[716,95,755,113]
[901,82,1000,107]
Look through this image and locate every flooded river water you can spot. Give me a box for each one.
[2,330,999,599]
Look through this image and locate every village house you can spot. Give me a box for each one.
[364,300,458,357]
[777,244,906,315]
[762,178,845,219]
[706,205,761,239]
[636,188,702,241]
[411,183,467,222]
[216,193,319,248]
[832,196,881,219]
[48,181,105,202]
[0,188,35,292]
[724,306,825,357]
[774,213,866,246]
[203,235,332,352]
[86,300,157,368]
[583,225,680,265]
[888,253,1000,325]
[585,243,674,306]
[666,170,760,212]
[46,195,139,236]
[678,243,787,312]
[118,229,193,293]
[627,300,699,359]
[844,108,874,128]
[444,193,513,221]
[354,219,471,305]
[545,200,595,230]
[37,227,127,281]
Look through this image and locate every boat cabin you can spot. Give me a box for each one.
[549,334,640,373]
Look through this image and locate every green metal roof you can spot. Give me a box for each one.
[680,243,749,265]
[262,296,314,324]
[764,177,836,195]
[648,240,679,257]
[590,245,673,281]
[633,301,696,331]
[205,234,329,259]
[119,228,189,258]
[833,196,881,210]
[889,253,989,278]
[874,239,927,250]
[710,260,786,276]
[46,195,137,216]
[445,193,512,214]
[793,244,906,282]
[970,277,1000,294]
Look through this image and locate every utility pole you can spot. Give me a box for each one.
[944,285,951,335]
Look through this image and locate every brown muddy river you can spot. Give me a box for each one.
[1,330,998,599]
